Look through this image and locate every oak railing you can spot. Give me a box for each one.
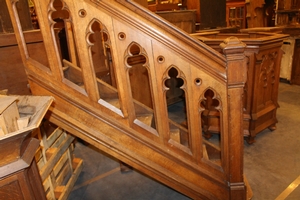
[7,0,248,199]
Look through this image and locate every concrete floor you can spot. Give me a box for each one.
[67,82,300,200]
[244,82,300,200]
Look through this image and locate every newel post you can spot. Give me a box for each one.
[220,37,247,199]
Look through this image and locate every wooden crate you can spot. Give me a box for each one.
[33,120,83,200]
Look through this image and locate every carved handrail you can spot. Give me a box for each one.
[6,0,248,199]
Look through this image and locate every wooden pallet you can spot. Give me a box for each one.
[33,120,83,200]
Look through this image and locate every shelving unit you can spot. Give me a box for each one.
[33,120,83,200]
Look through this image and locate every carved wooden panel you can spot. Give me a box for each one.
[0,180,23,200]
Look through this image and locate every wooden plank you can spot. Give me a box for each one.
[202,144,209,160]
[0,96,18,113]
[39,134,74,181]
[35,146,43,160]
[55,186,66,200]
[136,114,153,126]
[42,177,51,192]
[57,158,83,200]
[17,116,31,130]
[37,157,46,170]
[2,101,20,133]
[55,161,72,187]
[170,129,181,143]
[53,150,69,178]
[0,30,44,47]
[0,128,4,136]
[45,147,56,161]
[45,127,64,149]
[0,115,8,135]
[18,106,36,115]
[0,90,8,95]
[35,120,82,200]
[43,177,56,200]
[51,131,67,149]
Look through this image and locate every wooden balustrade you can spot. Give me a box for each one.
[6,0,250,199]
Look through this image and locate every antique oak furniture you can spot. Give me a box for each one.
[7,0,251,199]
[191,31,287,143]
[246,0,276,28]
[0,95,53,200]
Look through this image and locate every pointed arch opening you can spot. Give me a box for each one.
[50,0,84,90]
[200,88,222,165]
[164,66,190,151]
[87,19,120,110]
[126,42,157,133]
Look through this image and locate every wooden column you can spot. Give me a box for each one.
[220,37,247,199]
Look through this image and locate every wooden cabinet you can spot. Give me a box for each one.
[226,1,246,28]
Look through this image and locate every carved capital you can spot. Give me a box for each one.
[220,37,247,86]
[220,37,246,57]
